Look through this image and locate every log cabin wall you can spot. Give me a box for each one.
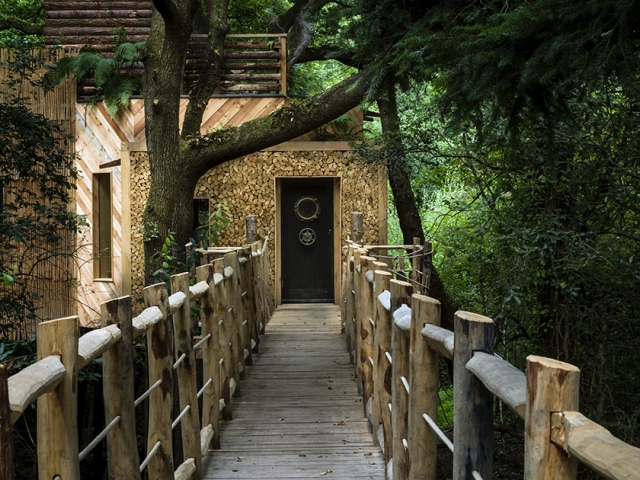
[44,1,152,49]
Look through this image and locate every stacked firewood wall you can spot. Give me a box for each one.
[129,149,386,309]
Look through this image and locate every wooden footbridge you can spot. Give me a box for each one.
[2,233,640,480]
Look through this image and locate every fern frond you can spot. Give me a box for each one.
[94,58,118,87]
[114,43,137,63]
[74,51,101,80]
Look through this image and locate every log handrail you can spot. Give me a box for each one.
[1,236,275,480]
[343,230,640,480]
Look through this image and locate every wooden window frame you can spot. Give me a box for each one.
[92,172,113,280]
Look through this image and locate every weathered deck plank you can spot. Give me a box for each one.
[203,304,384,479]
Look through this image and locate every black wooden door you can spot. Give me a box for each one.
[281,178,334,303]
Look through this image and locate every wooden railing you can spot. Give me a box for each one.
[76,33,288,100]
[187,34,287,95]
[343,236,640,479]
[0,237,274,480]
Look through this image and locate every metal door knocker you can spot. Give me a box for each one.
[299,228,316,245]
[294,196,321,222]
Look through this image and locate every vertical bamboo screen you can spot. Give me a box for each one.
[0,48,77,338]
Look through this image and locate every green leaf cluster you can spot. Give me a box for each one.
[54,38,145,116]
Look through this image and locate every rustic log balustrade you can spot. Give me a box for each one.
[344,226,640,479]
[0,237,274,480]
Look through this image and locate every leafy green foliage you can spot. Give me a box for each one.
[227,0,290,33]
[0,0,43,48]
[202,202,231,247]
[54,38,145,116]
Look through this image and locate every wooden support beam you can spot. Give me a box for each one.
[101,296,140,480]
[350,212,364,244]
[360,255,376,412]
[143,283,174,480]
[245,215,258,244]
[171,273,203,480]
[524,356,579,480]
[213,259,232,421]
[8,355,65,425]
[353,249,364,393]
[550,411,640,479]
[390,279,413,480]
[77,323,122,369]
[372,269,393,462]
[407,294,440,480]
[197,264,221,450]
[0,364,13,480]
[453,311,494,480]
[224,252,245,387]
[466,352,526,420]
[37,316,80,480]
[344,246,356,364]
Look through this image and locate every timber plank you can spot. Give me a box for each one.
[203,304,383,479]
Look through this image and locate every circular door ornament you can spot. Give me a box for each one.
[294,196,321,222]
[299,228,316,245]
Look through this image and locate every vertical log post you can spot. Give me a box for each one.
[101,296,140,480]
[238,248,256,364]
[0,364,13,480]
[411,237,421,288]
[349,211,363,365]
[353,248,364,393]
[453,311,494,480]
[36,316,80,480]
[248,245,261,353]
[360,255,376,417]
[391,280,413,480]
[524,356,580,480]
[407,294,440,480]
[251,242,266,336]
[345,246,356,363]
[143,283,174,480]
[213,258,233,420]
[422,241,432,296]
[246,215,259,244]
[372,268,393,460]
[197,264,221,450]
[224,252,244,388]
[171,273,203,479]
[351,212,364,245]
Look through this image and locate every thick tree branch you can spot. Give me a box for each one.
[0,17,43,35]
[268,0,332,68]
[293,45,359,68]
[187,69,372,176]
[181,0,230,138]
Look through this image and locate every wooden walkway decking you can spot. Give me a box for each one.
[203,304,385,479]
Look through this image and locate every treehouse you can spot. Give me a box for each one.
[43,1,387,326]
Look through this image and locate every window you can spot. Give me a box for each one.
[92,173,112,279]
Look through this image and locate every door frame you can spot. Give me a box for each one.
[275,176,341,305]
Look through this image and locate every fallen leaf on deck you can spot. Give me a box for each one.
[320,470,333,476]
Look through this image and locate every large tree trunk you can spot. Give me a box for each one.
[143,2,198,285]
[140,0,372,285]
[377,82,458,331]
